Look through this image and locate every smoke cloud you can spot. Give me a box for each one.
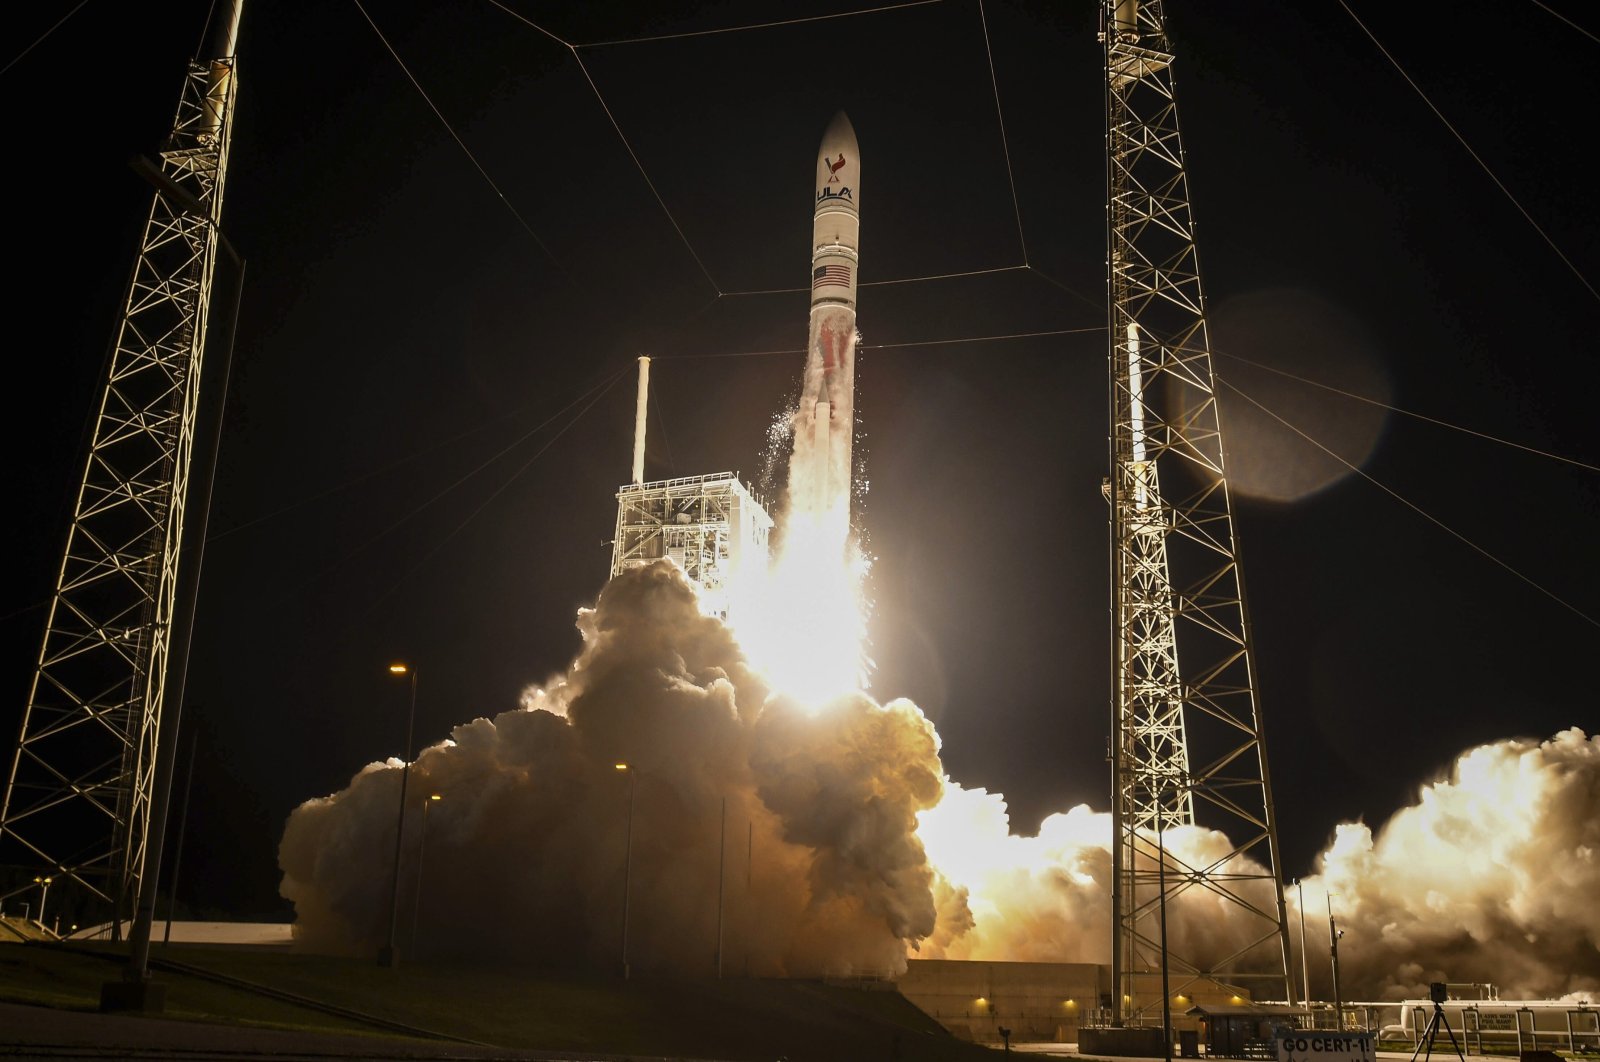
[279,561,944,975]
[1293,727,1600,1000]
[917,729,1600,1001]
[280,563,1597,996]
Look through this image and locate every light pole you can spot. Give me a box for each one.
[410,793,442,956]
[379,662,418,967]
[716,796,727,979]
[1156,802,1172,1062]
[1328,893,1345,1032]
[1295,878,1310,1014]
[33,877,52,931]
[615,763,636,980]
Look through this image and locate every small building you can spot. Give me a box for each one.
[1187,1003,1305,1058]
[896,959,1108,1045]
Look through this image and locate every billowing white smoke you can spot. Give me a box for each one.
[1292,728,1600,1000]
[279,560,1597,993]
[917,729,1600,1001]
[918,788,1282,975]
[279,561,944,975]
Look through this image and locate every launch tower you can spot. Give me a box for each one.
[0,4,242,928]
[1102,0,1294,1024]
[609,359,772,618]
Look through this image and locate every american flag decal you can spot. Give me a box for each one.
[813,265,851,290]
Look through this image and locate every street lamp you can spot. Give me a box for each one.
[410,793,442,956]
[1328,893,1345,1032]
[1295,878,1310,1013]
[379,662,418,967]
[33,877,52,931]
[615,763,636,980]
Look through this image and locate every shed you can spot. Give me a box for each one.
[1187,1004,1304,1058]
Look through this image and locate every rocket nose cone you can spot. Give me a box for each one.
[821,111,858,154]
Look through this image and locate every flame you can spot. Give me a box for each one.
[730,498,870,708]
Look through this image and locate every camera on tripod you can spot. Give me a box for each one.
[1411,982,1464,1062]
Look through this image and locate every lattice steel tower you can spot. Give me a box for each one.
[1,2,242,928]
[1102,0,1294,1022]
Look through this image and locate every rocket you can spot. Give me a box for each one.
[795,112,861,515]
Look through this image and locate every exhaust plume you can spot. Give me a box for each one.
[279,561,943,975]
[1292,727,1600,1000]
[917,729,1600,1001]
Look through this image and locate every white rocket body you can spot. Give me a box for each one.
[793,112,861,517]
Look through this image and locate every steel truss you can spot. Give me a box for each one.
[1102,0,1294,1023]
[611,472,772,619]
[1,45,238,922]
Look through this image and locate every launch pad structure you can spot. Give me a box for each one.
[610,472,773,620]
[1101,0,1295,1034]
[0,3,243,932]
[609,358,773,619]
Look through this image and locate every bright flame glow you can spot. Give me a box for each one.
[731,500,869,708]
[725,322,871,709]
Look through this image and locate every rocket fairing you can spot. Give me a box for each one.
[795,112,861,515]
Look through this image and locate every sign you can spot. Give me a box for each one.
[1275,1034,1376,1062]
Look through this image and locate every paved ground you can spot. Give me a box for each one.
[1007,1046,1509,1062]
[0,1001,723,1062]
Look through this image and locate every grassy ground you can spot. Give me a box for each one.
[0,943,999,1060]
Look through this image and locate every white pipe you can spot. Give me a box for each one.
[1127,323,1152,512]
[1128,323,1146,465]
[631,356,650,484]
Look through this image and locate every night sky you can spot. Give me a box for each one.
[4,1,1595,919]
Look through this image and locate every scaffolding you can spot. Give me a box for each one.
[610,473,772,619]
[1102,0,1294,1026]
[1,10,241,927]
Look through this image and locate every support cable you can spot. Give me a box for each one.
[486,0,1032,305]
[1025,263,1105,314]
[279,364,629,600]
[977,0,1027,263]
[1219,377,1599,630]
[359,368,630,612]
[721,264,1030,298]
[650,382,678,474]
[483,1,723,296]
[1336,0,1600,305]
[660,325,1102,360]
[575,0,944,48]
[207,384,612,545]
[1529,0,1600,45]
[1214,349,1600,474]
[0,0,90,76]
[351,0,559,266]
[569,48,723,296]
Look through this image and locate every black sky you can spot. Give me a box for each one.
[3,0,1596,918]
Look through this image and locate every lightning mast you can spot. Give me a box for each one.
[1102,0,1293,1023]
[1,1,243,929]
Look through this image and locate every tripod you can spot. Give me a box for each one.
[1408,1001,1466,1062]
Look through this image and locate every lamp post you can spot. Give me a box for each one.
[1156,802,1172,1062]
[410,793,442,956]
[1295,878,1310,1015]
[1328,893,1345,1032]
[33,876,52,930]
[615,763,636,980]
[379,663,418,967]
